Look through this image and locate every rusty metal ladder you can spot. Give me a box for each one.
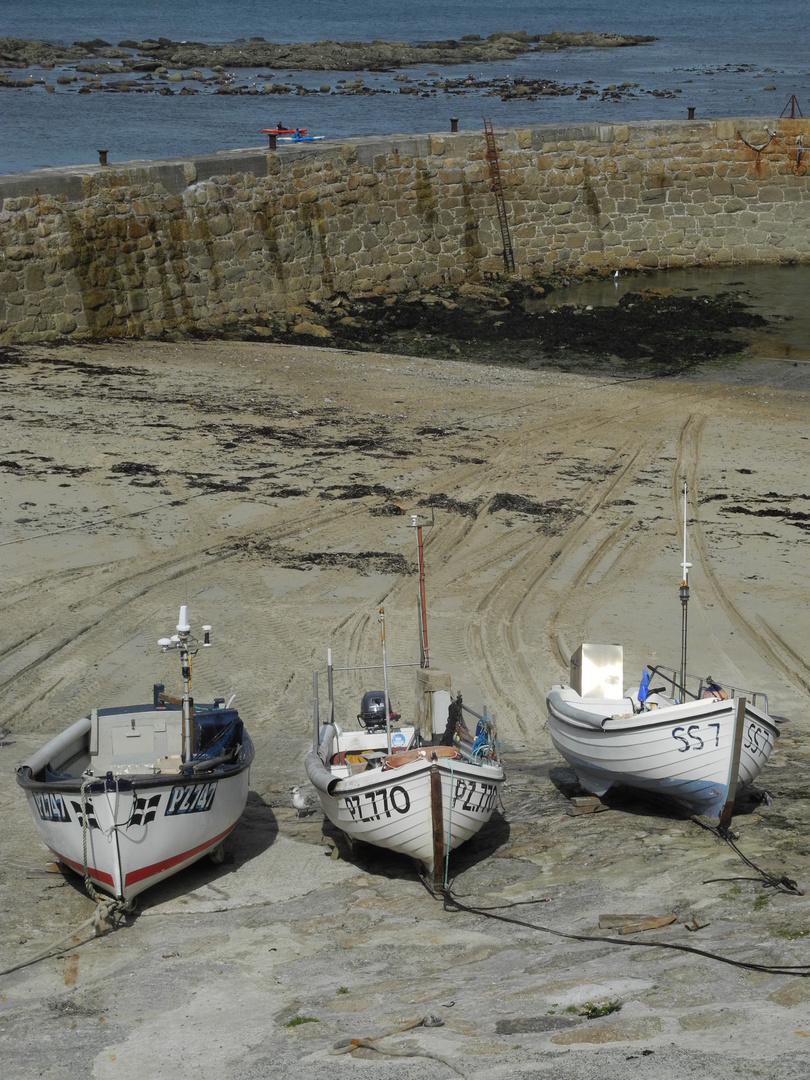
[484,119,516,274]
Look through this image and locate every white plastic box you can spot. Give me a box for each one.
[569,643,624,700]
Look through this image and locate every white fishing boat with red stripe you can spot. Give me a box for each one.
[305,517,505,890]
[17,608,253,908]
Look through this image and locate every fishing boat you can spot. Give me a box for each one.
[546,648,778,820]
[545,485,780,822]
[305,517,505,890]
[16,608,254,909]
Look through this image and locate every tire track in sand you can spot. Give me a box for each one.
[676,413,810,694]
[462,430,649,740]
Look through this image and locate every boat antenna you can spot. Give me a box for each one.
[379,606,393,755]
[158,605,199,763]
[679,481,691,701]
[411,514,430,669]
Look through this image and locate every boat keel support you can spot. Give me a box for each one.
[567,794,609,817]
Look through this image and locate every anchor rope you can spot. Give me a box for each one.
[438,816,807,976]
[0,900,128,978]
[80,776,107,904]
[80,775,128,922]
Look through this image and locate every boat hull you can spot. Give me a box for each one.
[307,739,504,873]
[546,686,778,818]
[20,768,251,903]
[17,707,253,904]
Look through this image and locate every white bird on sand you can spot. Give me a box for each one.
[291,786,314,820]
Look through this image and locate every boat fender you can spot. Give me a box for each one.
[316,723,337,765]
[16,715,93,781]
[305,746,341,796]
[383,746,460,769]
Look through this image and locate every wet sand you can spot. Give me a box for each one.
[1,341,810,1078]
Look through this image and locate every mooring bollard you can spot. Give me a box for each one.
[97,149,108,166]
[266,132,277,149]
[450,117,459,132]
[687,107,696,119]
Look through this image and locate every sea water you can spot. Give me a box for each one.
[0,0,807,175]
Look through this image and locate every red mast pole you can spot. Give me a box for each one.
[412,515,430,669]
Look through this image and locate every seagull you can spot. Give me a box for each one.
[613,269,619,285]
[291,786,314,820]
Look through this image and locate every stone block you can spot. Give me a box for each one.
[127,290,149,313]
[206,213,233,236]
[757,185,785,203]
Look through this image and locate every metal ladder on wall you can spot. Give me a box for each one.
[484,119,516,274]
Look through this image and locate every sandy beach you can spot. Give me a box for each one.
[2,340,810,1078]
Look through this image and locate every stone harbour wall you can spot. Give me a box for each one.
[1,116,809,343]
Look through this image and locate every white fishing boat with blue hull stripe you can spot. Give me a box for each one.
[17,608,253,909]
[546,484,781,822]
[546,660,778,819]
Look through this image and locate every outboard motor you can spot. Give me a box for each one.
[358,691,389,731]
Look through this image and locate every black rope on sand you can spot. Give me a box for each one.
[691,814,803,896]
[441,889,810,977]
[440,817,806,976]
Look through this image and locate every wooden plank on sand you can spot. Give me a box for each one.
[599,914,677,934]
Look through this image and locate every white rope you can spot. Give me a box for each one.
[0,897,126,978]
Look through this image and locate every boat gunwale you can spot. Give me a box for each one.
[546,687,779,738]
[16,733,255,792]
[325,750,504,793]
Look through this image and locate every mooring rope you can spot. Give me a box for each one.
[439,813,807,977]
[691,814,803,895]
[0,897,128,978]
[441,888,810,977]
[79,776,128,928]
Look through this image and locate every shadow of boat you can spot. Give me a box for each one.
[119,791,278,911]
[319,807,510,886]
[548,763,771,822]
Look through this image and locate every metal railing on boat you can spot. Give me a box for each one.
[646,663,769,714]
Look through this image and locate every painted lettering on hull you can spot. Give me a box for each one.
[343,785,411,822]
[165,782,217,816]
[33,791,71,823]
[451,778,498,815]
[672,720,772,757]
